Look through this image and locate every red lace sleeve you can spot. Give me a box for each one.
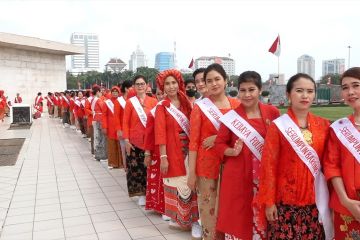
[189,105,202,151]
[154,105,167,145]
[257,123,281,207]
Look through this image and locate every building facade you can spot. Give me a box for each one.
[0,32,83,104]
[70,33,99,74]
[195,56,235,76]
[297,54,315,79]
[129,45,147,71]
[268,73,285,85]
[154,52,174,71]
[322,58,345,76]
[105,58,126,73]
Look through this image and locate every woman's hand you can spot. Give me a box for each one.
[125,140,134,156]
[187,172,197,191]
[265,204,278,222]
[144,151,151,167]
[160,157,169,175]
[232,139,244,156]
[202,135,217,150]
[343,198,360,222]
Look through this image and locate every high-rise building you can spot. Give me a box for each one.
[154,52,174,71]
[297,54,315,79]
[322,58,345,76]
[70,33,99,74]
[129,45,147,71]
[195,56,235,76]
[105,58,126,73]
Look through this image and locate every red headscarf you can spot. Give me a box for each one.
[156,69,192,114]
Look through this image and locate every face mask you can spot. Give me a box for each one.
[146,93,153,97]
[186,89,197,98]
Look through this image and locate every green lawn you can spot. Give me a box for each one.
[279,105,353,121]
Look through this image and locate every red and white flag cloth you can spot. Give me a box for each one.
[188,58,194,69]
[268,35,281,57]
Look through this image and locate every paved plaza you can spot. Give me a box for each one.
[0,116,191,240]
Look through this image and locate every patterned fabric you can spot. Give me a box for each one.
[126,146,147,197]
[163,184,199,228]
[197,177,218,240]
[107,138,123,168]
[93,121,107,160]
[78,117,86,135]
[62,107,70,124]
[145,154,165,214]
[334,211,360,240]
[54,106,59,118]
[88,125,94,154]
[268,203,325,240]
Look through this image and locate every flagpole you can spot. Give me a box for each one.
[278,56,280,84]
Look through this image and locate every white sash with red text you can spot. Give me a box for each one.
[47,97,54,106]
[118,96,126,109]
[74,99,81,107]
[130,96,147,128]
[164,102,190,137]
[105,99,114,114]
[274,114,334,240]
[62,96,70,105]
[220,110,264,160]
[35,96,41,105]
[150,100,163,117]
[331,117,360,164]
[81,99,86,107]
[15,97,20,103]
[91,97,98,117]
[196,98,222,131]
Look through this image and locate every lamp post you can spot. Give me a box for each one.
[348,45,352,69]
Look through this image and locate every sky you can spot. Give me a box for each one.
[0,0,359,81]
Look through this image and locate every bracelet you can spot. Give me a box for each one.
[160,155,167,159]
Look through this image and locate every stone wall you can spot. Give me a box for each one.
[0,47,66,105]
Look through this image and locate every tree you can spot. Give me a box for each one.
[320,73,341,85]
[136,67,159,88]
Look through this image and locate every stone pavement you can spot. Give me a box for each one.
[0,115,191,240]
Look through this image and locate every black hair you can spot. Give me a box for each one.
[192,68,206,79]
[37,92,42,96]
[85,91,90,98]
[185,79,196,87]
[133,75,147,85]
[121,80,133,93]
[92,86,101,95]
[204,63,227,83]
[286,73,316,93]
[238,71,262,90]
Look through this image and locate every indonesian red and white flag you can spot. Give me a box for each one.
[188,58,194,69]
[269,35,281,57]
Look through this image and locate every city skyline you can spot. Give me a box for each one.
[0,0,359,81]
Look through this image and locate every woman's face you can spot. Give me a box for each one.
[238,82,260,108]
[111,90,119,98]
[194,72,207,95]
[156,89,165,101]
[287,77,315,112]
[205,70,226,97]
[134,78,146,95]
[78,92,83,98]
[163,76,179,98]
[341,77,360,111]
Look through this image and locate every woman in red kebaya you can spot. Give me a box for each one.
[102,86,123,169]
[324,67,360,239]
[74,91,87,137]
[119,80,132,168]
[144,88,167,217]
[188,63,239,240]
[257,73,333,240]
[0,90,7,122]
[122,75,157,205]
[154,69,201,239]
[214,71,279,240]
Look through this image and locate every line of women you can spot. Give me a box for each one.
[49,64,360,240]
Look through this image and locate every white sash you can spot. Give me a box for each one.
[74,99,81,107]
[150,100,164,117]
[164,102,190,137]
[220,110,264,160]
[62,96,70,105]
[274,114,334,240]
[47,97,54,105]
[91,97,99,117]
[118,96,126,109]
[15,97,20,103]
[81,99,86,107]
[331,117,360,164]
[196,98,222,130]
[129,96,147,128]
[88,96,94,103]
[105,99,114,114]
[35,96,41,105]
